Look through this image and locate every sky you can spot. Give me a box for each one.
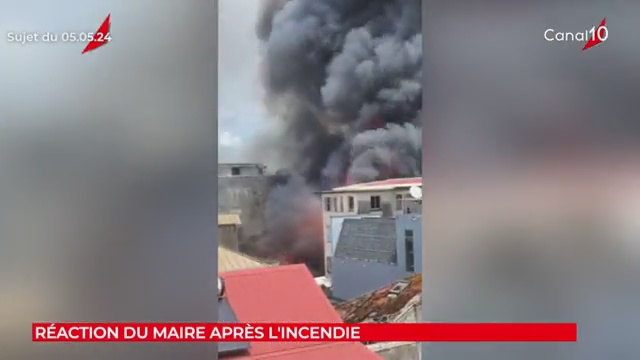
[218,0,269,163]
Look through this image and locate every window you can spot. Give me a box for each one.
[395,194,403,211]
[325,197,331,211]
[231,167,241,176]
[348,196,354,212]
[405,229,415,272]
[370,195,381,210]
[405,229,414,242]
[332,197,337,212]
[338,196,343,212]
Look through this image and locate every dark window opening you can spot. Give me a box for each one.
[325,197,331,211]
[405,229,415,272]
[370,195,381,210]
[395,194,403,211]
[348,196,355,212]
[231,167,241,176]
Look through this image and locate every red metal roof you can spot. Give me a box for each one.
[231,342,381,360]
[360,177,422,187]
[221,264,382,359]
[326,177,421,193]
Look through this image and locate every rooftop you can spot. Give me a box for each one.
[324,177,421,194]
[231,342,382,360]
[335,273,422,323]
[220,265,381,359]
[334,218,397,264]
[218,247,275,273]
[219,214,242,226]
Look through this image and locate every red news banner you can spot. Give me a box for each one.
[33,323,577,342]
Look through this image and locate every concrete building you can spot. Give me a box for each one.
[321,178,422,274]
[218,163,266,177]
[336,274,422,360]
[217,163,272,243]
[395,214,423,275]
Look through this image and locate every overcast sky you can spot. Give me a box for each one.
[218,0,268,162]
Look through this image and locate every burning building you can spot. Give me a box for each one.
[237,0,423,275]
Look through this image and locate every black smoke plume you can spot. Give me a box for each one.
[252,0,422,274]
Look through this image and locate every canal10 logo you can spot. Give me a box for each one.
[544,19,609,51]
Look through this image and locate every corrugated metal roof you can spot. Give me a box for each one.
[335,273,422,323]
[218,247,274,273]
[334,218,398,264]
[324,177,421,194]
[219,213,241,226]
[232,342,382,360]
[221,264,382,359]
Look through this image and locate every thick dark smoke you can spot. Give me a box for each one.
[263,171,324,271]
[258,0,422,187]
[252,0,422,273]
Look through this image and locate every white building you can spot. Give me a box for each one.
[321,177,422,274]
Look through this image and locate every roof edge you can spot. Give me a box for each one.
[218,246,278,267]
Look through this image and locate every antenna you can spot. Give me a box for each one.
[409,185,422,200]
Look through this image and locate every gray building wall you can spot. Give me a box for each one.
[217,224,239,251]
[395,214,423,273]
[326,214,380,274]
[332,258,408,300]
[218,175,272,241]
[218,163,265,177]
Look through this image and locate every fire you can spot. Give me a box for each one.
[345,174,354,185]
[279,195,324,270]
[294,200,323,243]
[368,117,384,130]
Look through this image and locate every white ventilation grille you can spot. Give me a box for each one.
[387,281,409,298]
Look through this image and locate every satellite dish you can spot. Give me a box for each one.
[409,185,422,200]
[217,277,225,298]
